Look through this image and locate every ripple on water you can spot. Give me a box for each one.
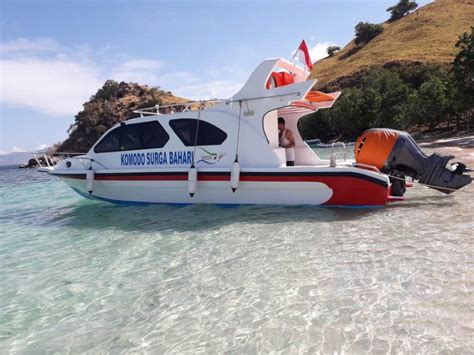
[0,165,473,353]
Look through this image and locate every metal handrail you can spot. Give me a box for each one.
[133,91,304,117]
[133,99,223,117]
[31,151,87,169]
[53,152,87,156]
[329,142,347,167]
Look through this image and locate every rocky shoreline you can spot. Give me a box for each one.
[19,154,61,169]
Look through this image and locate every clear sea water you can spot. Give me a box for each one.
[1,151,473,354]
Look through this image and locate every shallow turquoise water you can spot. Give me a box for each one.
[0,162,473,353]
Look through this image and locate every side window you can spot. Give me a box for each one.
[94,121,169,153]
[141,121,170,149]
[94,127,121,153]
[120,124,141,151]
[169,119,227,146]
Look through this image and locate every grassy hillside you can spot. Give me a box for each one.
[311,0,474,88]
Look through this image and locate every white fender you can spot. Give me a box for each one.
[230,161,240,192]
[86,169,95,194]
[188,166,197,197]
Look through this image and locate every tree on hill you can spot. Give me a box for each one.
[58,80,178,152]
[411,71,457,127]
[299,64,467,142]
[327,46,341,57]
[452,27,474,123]
[453,27,474,100]
[354,22,384,45]
[387,0,418,22]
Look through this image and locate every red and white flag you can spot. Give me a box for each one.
[293,40,313,70]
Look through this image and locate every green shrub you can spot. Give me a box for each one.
[327,46,341,57]
[387,0,418,22]
[299,64,467,141]
[453,27,474,101]
[354,22,384,45]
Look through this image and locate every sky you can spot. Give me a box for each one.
[0,0,432,153]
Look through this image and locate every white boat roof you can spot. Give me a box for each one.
[133,57,341,119]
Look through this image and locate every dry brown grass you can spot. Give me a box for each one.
[310,0,474,87]
[160,94,189,105]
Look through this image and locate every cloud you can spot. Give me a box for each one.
[0,39,166,116]
[1,38,62,54]
[163,47,254,100]
[0,38,247,116]
[0,146,28,155]
[1,37,343,120]
[11,145,27,153]
[35,143,50,151]
[309,41,338,62]
[1,58,102,115]
[157,71,244,100]
[0,144,51,155]
[110,59,163,83]
[119,60,163,71]
[171,80,244,100]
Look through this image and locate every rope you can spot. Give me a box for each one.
[191,102,203,167]
[90,159,107,170]
[234,100,243,162]
[74,157,107,170]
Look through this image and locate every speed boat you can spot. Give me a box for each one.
[46,54,472,206]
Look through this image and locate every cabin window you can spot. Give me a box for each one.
[169,119,227,146]
[94,127,121,153]
[94,121,169,153]
[120,124,142,151]
[141,121,170,149]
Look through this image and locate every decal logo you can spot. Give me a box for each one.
[121,151,194,166]
[196,148,226,165]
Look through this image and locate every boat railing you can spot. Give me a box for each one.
[32,151,86,169]
[329,142,347,167]
[133,90,307,117]
[133,99,224,117]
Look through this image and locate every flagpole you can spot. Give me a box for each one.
[290,41,301,76]
[291,58,297,78]
[291,40,312,77]
[291,48,298,61]
[291,40,303,62]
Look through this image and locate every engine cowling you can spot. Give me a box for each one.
[354,128,472,195]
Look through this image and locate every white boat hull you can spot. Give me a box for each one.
[52,168,390,206]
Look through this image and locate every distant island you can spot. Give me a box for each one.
[0,152,37,167]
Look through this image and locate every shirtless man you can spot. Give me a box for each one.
[278,117,296,166]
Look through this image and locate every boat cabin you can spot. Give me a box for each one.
[81,58,340,171]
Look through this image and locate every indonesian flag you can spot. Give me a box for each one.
[294,40,313,70]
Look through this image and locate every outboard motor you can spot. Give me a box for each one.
[354,128,472,195]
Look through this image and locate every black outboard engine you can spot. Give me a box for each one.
[355,128,472,195]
